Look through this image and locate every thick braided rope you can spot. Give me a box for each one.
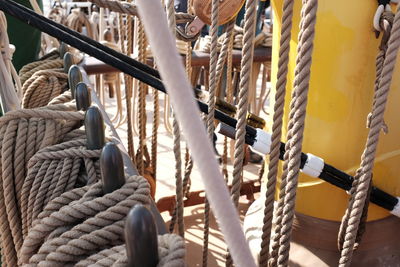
[66,9,95,39]
[226,0,257,266]
[123,11,135,159]
[215,20,236,87]
[258,0,294,265]
[268,2,309,264]
[19,59,63,86]
[48,90,74,106]
[338,13,392,252]
[203,0,219,265]
[0,108,83,267]
[20,175,150,265]
[169,155,193,233]
[276,1,318,265]
[136,20,147,174]
[22,70,68,108]
[231,0,257,210]
[75,234,185,267]
[165,0,185,237]
[151,88,160,180]
[338,6,400,267]
[21,139,102,237]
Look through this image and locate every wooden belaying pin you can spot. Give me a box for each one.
[100,142,125,194]
[75,82,91,111]
[84,106,105,150]
[59,42,68,58]
[63,52,74,74]
[68,65,82,98]
[125,204,159,267]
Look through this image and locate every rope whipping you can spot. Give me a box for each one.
[75,234,186,267]
[338,4,400,267]
[226,0,257,265]
[20,175,150,265]
[258,0,294,265]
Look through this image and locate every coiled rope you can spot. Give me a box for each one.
[21,138,103,237]
[19,59,64,86]
[20,175,150,265]
[338,4,400,267]
[21,69,68,109]
[75,234,186,267]
[0,107,83,267]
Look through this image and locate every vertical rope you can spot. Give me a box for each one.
[120,9,135,159]
[166,0,184,237]
[136,20,147,174]
[231,0,257,211]
[269,2,308,264]
[226,0,258,266]
[203,0,219,265]
[151,88,159,180]
[339,6,400,267]
[258,0,294,265]
[275,1,318,265]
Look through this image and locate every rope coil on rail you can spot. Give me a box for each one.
[0,106,84,267]
[22,69,68,109]
[75,234,186,267]
[20,175,150,266]
[21,138,103,238]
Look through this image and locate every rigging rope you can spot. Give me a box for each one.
[338,4,400,267]
[259,0,294,264]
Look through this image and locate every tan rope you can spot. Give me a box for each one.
[136,20,148,174]
[274,1,318,265]
[21,69,68,109]
[66,8,95,39]
[151,87,160,181]
[75,234,186,267]
[338,12,393,253]
[230,0,257,211]
[258,0,294,265]
[338,5,400,267]
[19,59,63,86]
[20,175,150,265]
[226,0,258,266]
[215,20,236,88]
[165,0,185,238]
[21,138,102,237]
[203,0,219,265]
[268,1,309,264]
[122,12,136,159]
[0,107,83,267]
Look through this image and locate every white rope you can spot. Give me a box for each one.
[136,1,256,266]
[0,12,21,112]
